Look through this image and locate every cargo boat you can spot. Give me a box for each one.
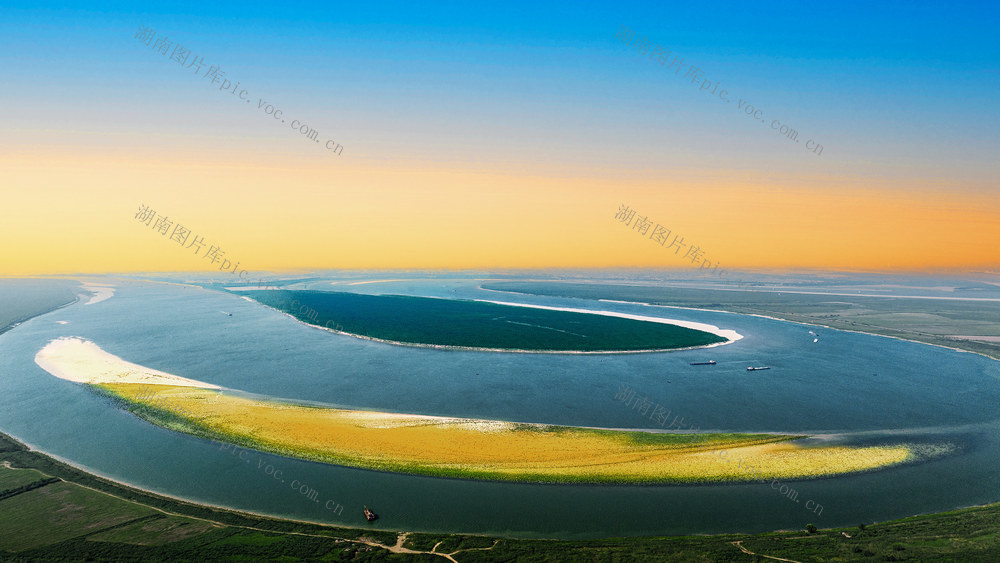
[746,366,771,371]
[690,361,717,365]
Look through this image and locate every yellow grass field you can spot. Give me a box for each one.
[98,383,914,484]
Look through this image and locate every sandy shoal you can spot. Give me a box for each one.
[81,283,115,305]
[475,300,743,343]
[34,337,220,389]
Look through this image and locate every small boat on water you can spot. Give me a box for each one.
[363,506,378,522]
[746,366,771,371]
[690,361,716,366]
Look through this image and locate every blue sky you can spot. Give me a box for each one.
[2,0,998,273]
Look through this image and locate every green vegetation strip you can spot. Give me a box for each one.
[0,477,61,502]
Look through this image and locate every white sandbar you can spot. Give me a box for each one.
[474,300,743,342]
[81,283,115,305]
[34,337,220,389]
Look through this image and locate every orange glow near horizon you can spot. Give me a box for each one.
[2,151,998,276]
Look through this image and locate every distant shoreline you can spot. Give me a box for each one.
[481,283,1000,362]
[0,296,78,337]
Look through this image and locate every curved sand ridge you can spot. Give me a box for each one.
[35,337,220,389]
[80,283,115,305]
[35,338,932,484]
[474,300,743,344]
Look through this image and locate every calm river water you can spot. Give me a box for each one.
[1,276,998,539]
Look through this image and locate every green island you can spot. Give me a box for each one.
[238,289,729,351]
[2,431,999,561]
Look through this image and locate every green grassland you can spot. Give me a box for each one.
[481,280,1000,360]
[0,431,401,561]
[85,515,219,546]
[240,289,727,351]
[0,481,159,552]
[3,431,999,561]
[0,464,49,490]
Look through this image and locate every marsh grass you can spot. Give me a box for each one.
[93,382,929,485]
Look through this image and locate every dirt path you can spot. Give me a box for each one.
[732,540,802,563]
[352,532,461,562]
[352,532,500,561]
